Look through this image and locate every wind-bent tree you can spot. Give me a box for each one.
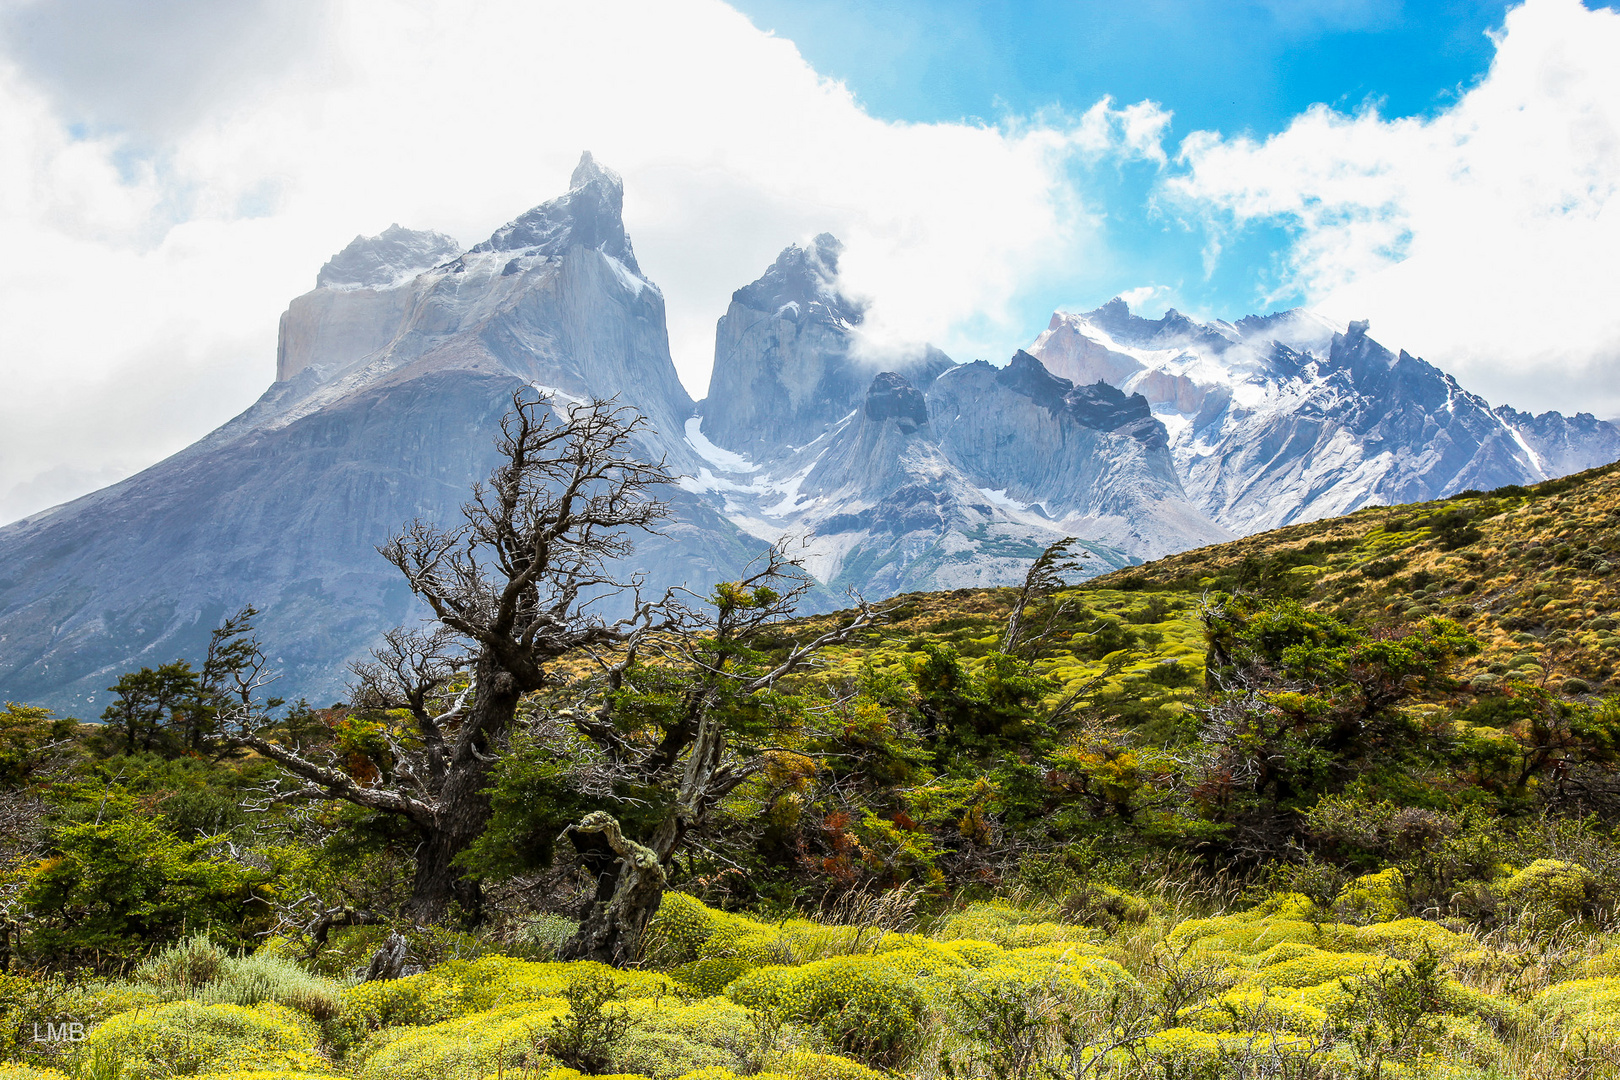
[100,663,199,754]
[1001,535,1084,660]
[551,548,883,965]
[95,607,274,758]
[229,389,671,921]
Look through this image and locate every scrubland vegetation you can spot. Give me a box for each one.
[4,399,1620,1078]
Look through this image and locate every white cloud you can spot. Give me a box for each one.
[0,0,1176,523]
[1074,96,1174,166]
[1115,284,1169,313]
[1167,0,1620,416]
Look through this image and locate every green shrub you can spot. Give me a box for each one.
[74,1001,323,1079]
[546,973,631,1074]
[17,812,270,969]
[726,955,923,1067]
[1501,859,1595,922]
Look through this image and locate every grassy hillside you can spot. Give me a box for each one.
[4,465,1620,1079]
[1099,460,1620,697]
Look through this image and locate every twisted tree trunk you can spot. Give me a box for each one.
[557,812,668,966]
[400,667,520,924]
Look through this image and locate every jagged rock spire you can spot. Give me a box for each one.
[471,151,639,272]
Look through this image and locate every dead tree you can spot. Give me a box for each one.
[556,546,884,965]
[229,389,671,923]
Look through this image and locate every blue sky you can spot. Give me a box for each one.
[733,0,1545,328]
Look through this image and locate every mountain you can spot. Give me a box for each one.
[6,161,1615,713]
[687,244,1233,594]
[0,154,759,713]
[699,233,950,459]
[1029,300,1620,535]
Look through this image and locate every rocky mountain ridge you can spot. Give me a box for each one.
[688,244,1232,595]
[1028,301,1620,533]
[2,156,1616,711]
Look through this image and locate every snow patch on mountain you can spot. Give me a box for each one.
[316,224,463,291]
[1029,300,1620,534]
[684,417,761,474]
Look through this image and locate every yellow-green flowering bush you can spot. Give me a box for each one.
[726,954,924,1067]
[643,893,737,965]
[1244,946,1380,989]
[348,998,568,1080]
[606,998,756,1078]
[442,957,676,1012]
[1252,940,1321,967]
[0,1066,71,1080]
[1531,976,1620,1035]
[932,901,1095,947]
[770,1049,886,1079]
[670,957,756,995]
[1165,910,1334,956]
[75,1002,324,1080]
[330,971,466,1053]
[0,973,161,1069]
[1183,986,1330,1033]
[1335,868,1408,923]
[346,987,873,1080]
[1501,858,1595,922]
[331,957,676,1053]
[936,938,1004,969]
[1349,918,1468,958]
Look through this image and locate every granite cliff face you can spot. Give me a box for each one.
[928,353,1227,558]
[688,254,1232,593]
[1029,301,1620,534]
[702,234,949,459]
[0,155,757,712]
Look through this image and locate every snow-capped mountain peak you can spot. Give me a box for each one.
[731,233,864,327]
[316,224,461,291]
[1029,299,1620,533]
[469,150,641,273]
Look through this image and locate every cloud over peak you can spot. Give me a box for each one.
[1166,0,1620,415]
